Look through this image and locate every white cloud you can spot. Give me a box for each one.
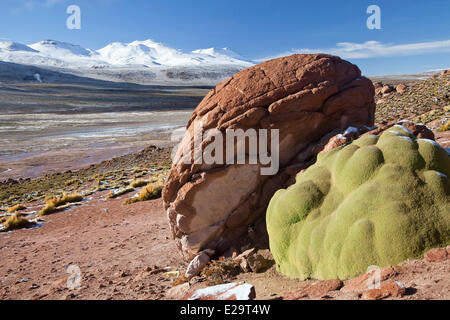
[258,40,450,61]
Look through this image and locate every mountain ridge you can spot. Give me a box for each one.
[0,39,254,85]
[0,38,254,68]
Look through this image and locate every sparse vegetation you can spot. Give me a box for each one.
[375,76,449,125]
[38,192,83,216]
[1,214,34,232]
[106,187,135,199]
[7,204,26,213]
[200,257,241,286]
[124,181,164,205]
[172,274,189,287]
[65,178,80,186]
[130,179,148,188]
[0,146,172,209]
[0,147,172,228]
[438,119,450,132]
[96,178,107,191]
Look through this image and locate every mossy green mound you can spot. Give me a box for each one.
[267,126,450,280]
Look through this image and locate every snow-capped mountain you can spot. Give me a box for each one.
[29,40,94,58]
[96,40,253,67]
[0,39,254,84]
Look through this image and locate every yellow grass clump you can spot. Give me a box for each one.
[38,192,83,216]
[438,119,450,132]
[2,214,34,232]
[130,179,148,188]
[65,178,80,186]
[7,204,26,213]
[125,181,163,205]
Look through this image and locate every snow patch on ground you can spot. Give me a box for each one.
[344,126,358,135]
[188,282,255,300]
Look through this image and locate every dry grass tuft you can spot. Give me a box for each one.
[38,192,83,216]
[172,274,189,287]
[65,178,80,186]
[200,257,241,286]
[438,119,450,132]
[2,214,34,232]
[130,179,148,188]
[7,204,26,214]
[124,181,163,205]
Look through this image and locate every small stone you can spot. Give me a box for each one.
[247,253,273,273]
[373,81,383,88]
[185,252,210,279]
[234,248,256,273]
[361,281,406,300]
[361,288,388,300]
[381,85,395,95]
[401,122,435,140]
[381,281,406,298]
[285,279,344,300]
[165,283,190,299]
[396,84,408,94]
[342,265,401,294]
[424,248,448,263]
[65,293,77,300]
[15,278,30,284]
[115,271,129,278]
[29,284,40,290]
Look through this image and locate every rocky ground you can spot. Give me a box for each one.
[373,72,449,130]
[0,193,448,300]
[0,72,449,300]
[0,146,172,209]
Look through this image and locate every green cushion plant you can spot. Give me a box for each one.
[267,126,450,280]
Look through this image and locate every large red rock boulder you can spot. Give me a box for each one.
[163,54,376,260]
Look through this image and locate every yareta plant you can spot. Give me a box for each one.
[267,125,450,280]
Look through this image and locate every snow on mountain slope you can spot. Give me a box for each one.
[192,47,254,64]
[97,39,254,67]
[29,40,94,58]
[96,40,166,66]
[0,41,37,53]
[0,40,100,69]
[0,39,254,84]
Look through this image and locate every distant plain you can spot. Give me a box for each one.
[0,81,209,179]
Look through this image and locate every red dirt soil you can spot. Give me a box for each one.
[0,192,186,300]
[0,190,448,300]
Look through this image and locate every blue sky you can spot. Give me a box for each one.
[1,0,449,75]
